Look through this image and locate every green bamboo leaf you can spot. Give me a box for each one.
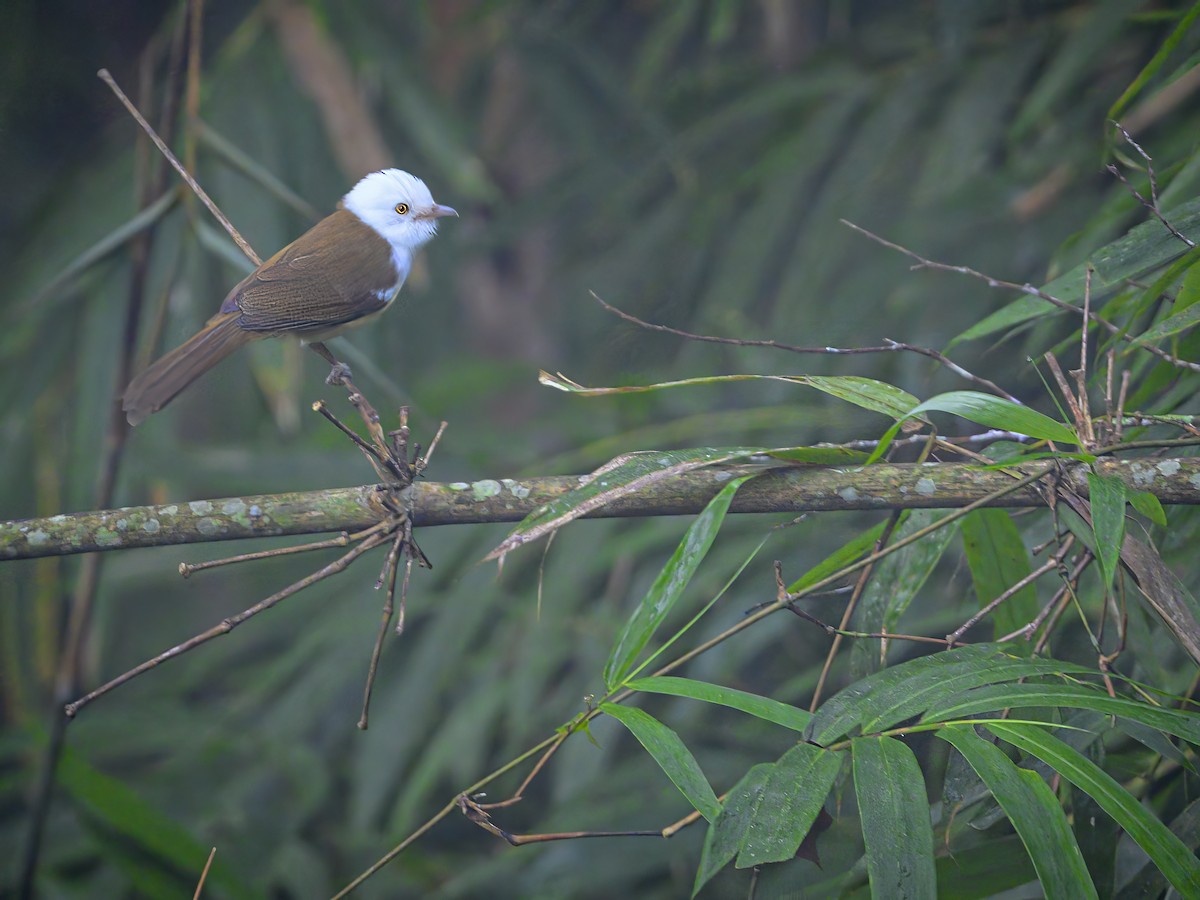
[852,737,937,897]
[953,195,1200,345]
[932,835,1038,900]
[939,725,1097,899]
[736,742,842,867]
[797,375,921,420]
[1176,254,1200,311]
[601,703,720,822]
[853,510,956,675]
[57,744,251,899]
[1107,1,1200,124]
[916,392,1078,445]
[867,391,1080,464]
[1129,490,1167,527]
[16,188,178,317]
[693,764,773,896]
[1114,797,1200,900]
[765,445,871,465]
[603,475,753,690]
[921,682,1200,744]
[487,447,764,560]
[806,645,1096,745]
[539,371,919,420]
[629,676,812,732]
[788,518,898,593]
[1088,472,1127,590]
[960,509,1040,642]
[1132,282,1200,345]
[987,721,1200,898]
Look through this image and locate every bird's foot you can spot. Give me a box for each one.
[325,362,353,385]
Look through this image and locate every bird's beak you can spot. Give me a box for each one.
[424,203,458,219]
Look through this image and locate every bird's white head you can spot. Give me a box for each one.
[341,168,457,253]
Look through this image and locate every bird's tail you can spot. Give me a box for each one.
[123,312,254,426]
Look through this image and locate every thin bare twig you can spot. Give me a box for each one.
[809,512,902,711]
[1109,122,1195,249]
[458,794,660,845]
[842,220,1200,373]
[1032,554,1092,654]
[784,607,952,647]
[177,526,389,577]
[589,291,1020,401]
[98,68,261,266]
[473,729,573,812]
[192,847,216,900]
[810,433,937,709]
[312,400,399,481]
[1044,352,1084,435]
[947,535,1075,645]
[359,529,404,730]
[65,529,393,717]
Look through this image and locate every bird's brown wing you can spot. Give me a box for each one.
[222,210,399,335]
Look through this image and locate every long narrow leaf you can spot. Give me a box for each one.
[940,725,1097,899]
[1114,797,1200,900]
[57,744,250,898]
[987,721,1200,898]
[788,517,897,593]
[488,448,763,560]
[806,644,1096,745]
[852,737,937,897]
[601,703,720,822]
[960,509,1039,641]
[736,742,842,867]
[953,195,1200,344]
[603,475,753,689]
[853,510,956,675]
[869,391,1079,463]
[629,675,811,732]
[693,764,773,896]
[539,371,920,420]
[921,682,1200,744]
[1088,472,1127,590]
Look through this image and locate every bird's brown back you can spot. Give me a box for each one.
[220,209,400,336]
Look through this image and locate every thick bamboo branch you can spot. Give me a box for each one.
[4,457,1200,561]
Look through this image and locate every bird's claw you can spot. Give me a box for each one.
[326,362,353,385]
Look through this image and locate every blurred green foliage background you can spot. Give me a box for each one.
[3,1,1200,897]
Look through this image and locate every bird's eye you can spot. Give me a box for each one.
[395,202,410,215]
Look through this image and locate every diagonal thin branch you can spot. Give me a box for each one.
[842,220,1200,373]
[590,291,1019,400]
[64,529,393,717]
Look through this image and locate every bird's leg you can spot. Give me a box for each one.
[308,341,353,385]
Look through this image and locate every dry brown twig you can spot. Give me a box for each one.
[1109,121,1196,249]
[841,220,1200,374]
[192,847,216,900]
[65,403,446,720]
[590,291,1020,402]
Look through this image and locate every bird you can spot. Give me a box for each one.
[122,168,457,426]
